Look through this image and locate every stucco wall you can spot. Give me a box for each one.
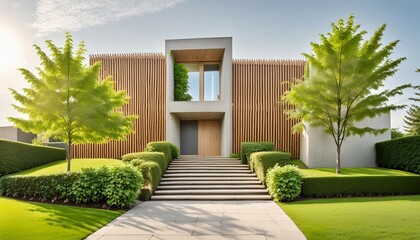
[0,126,18,141]
[300,113,391,168]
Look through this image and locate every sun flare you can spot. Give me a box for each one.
[0,27,21,73]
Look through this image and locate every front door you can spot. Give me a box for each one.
[180,120,198,155]
[198,120,221,156]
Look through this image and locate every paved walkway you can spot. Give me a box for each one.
[87,201,306,240]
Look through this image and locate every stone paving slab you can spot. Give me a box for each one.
[86,201,306,240]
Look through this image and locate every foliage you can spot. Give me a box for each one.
[266,165,304,202]
[301,176,420,197]
[0,139,65,176]
[0,197,122,240]
[169,143,180,160]
[240,142,275,164]
[144,141,174,169]
[280,195,420,240]
[229,153,239,158]
[103,165,143,208]
[121,152,165,174]
[391,128,405,139]
[129,159,162,200]
[249,151,291,184]
[0,166,143,208]
[375,135,420,174]
[282,15,409,174]
[8,33,135,171]
[403,85,420,135]
[174,63,192,101]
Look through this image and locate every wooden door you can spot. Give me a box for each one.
[198,120,221,156]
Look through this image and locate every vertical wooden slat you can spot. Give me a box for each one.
[232,59,305,159]
[72,53,166,159]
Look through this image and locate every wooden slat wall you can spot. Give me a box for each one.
[232,59,305,158]
[72,53,166,159]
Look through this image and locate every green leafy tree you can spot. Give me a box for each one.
[9,33,136,171]
[391,128,404,139]
[282,15,410,173]
[403,68,420,135]
[174,63,192,101]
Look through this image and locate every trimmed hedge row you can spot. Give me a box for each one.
[301,176,420,197]
[375,136,420,174]
[0,139,66,176]
[122,141,179,200]
[240,142,275,164]
[249,151,291,184]
[0,165,143,208]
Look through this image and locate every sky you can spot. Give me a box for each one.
[0,0,419,130]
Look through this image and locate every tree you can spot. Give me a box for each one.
[391,128,404,139]
[174,63,192,101]
[282,15,410,174]
[403,68,420,135]
[9,33,136,171]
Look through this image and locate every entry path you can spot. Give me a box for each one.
[87,200,306,240]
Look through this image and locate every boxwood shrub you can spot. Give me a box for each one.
[130,159,162,200]
[302,176,420,197]
[122,152,166,174]
[266,165,304,202]
[249,151,291,184]
[145,141,177,169]
[0,139,65,176]
[375,135,420,174]
[0,165,143,208]
[240,142,275,164]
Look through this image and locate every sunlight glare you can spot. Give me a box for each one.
[0,27,21,73]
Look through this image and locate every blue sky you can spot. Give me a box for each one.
[0,0,418,130]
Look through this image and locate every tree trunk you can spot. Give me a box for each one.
[66,142,72,172]
[336,145,341,174]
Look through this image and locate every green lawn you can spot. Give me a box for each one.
[301,167,417,177]
[14,158,124,176]
[0,197,122,240]
[280,195,420,240]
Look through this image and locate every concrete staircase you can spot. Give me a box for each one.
[151,156,272,200]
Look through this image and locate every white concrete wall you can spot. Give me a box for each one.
[0,126,18,141]
[300,113,391,168]
[165,37,232,156]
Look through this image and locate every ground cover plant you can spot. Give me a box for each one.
[0,197,122,240]
[280,195,420,240]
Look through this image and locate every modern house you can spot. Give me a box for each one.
[0,126,36,144]
[73,37,390,167]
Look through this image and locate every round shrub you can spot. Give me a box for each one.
[104,165,143,208]
[71,167,109,203]
[170,143,180,160]
[266,164,304,202]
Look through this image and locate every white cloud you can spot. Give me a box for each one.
[33,0,185,36]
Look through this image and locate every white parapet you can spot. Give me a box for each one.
[300,113,391,168]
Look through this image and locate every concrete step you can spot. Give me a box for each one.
[151,195,271,200]
[171,161,242,165]
[165,169,251,173]
[157,185,266,190]
[159,180,262,185]
[163,173,256,177]
[168,166,249,170]
[161,177,258,181]
[169,164,244,167]
[154,189,268,195]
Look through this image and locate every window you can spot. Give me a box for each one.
[179,63,220,101]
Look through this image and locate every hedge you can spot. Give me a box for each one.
[0,139,66,176]
[0,165,143,208]
[240,142,275,164]
[130,159,162,201]
[249,151,291,184]
[376,136,420,174]
[301,176,420,197]
[121,152,166,174]
[144,141,174,169]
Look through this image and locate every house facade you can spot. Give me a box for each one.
[72,37,390,167]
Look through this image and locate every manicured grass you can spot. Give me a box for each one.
[13,158,124,176]
[0,197,123,240]
[280,195,420,240]
[301,167,417,177]
[288,159,308,169]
